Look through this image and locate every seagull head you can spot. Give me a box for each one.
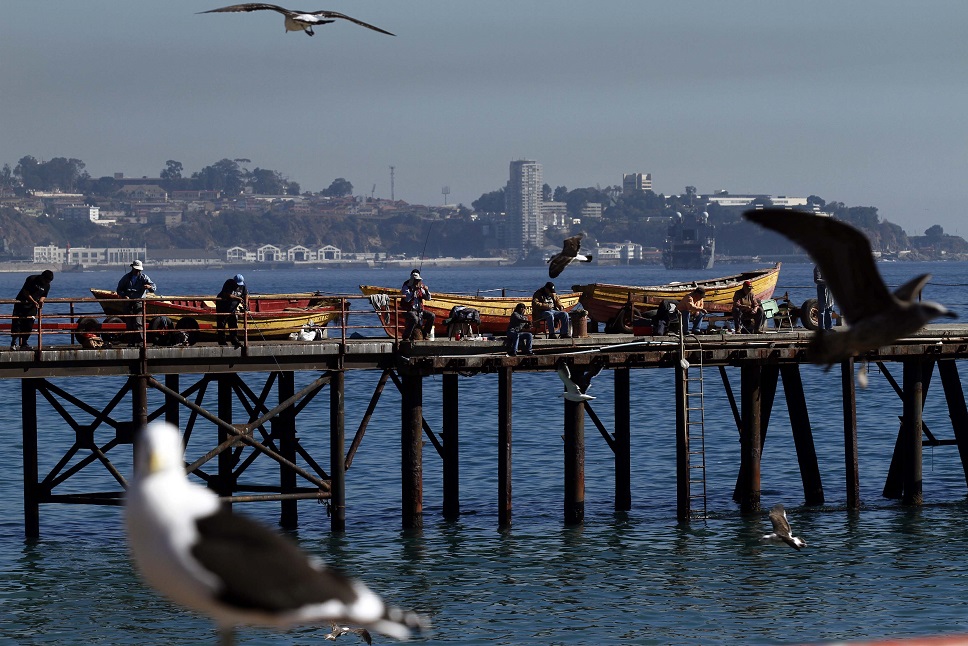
[914,300,957,324]
[134,421,186,479]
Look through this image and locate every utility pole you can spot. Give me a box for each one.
[390,166,395,201]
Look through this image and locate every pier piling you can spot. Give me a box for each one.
[442,374,460,520]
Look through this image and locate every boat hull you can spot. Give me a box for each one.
[90,289,344,339]
[359,285,581,337]
[571,263,781,326]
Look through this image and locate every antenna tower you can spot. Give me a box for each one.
[390,166,395,201]
[442,186,450,205]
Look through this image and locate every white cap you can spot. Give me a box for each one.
[131,260,144,270]
[410,270,421,280]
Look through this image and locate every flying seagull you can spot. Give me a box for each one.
[556,363,595,402]
[763,503,807,551]
[548,233,593,279]
[744,208,956,364]
[325,622,373,644]
[199,4,395,37]
[126,422,427,645]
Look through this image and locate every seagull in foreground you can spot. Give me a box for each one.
[199,3,395,37]
[548,233,594,279]
[763,503,807,551]
[126,422,427,645]
[556,363,595,402]
[325,622,373,644]
[744,208,956,364]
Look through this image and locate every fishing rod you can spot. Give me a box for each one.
[418,217,436,271]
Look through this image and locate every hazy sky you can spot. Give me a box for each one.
[2,1,966,235]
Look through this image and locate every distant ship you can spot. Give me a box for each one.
[663,211,715,270]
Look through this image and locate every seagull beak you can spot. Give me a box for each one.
[149,450,165,475]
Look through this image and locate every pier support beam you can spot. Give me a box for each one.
[276,371,298,529]
[780,365,824,506]
[131,375,148,431]
[842,358,860,510]
[329,370,345,532]
[614,368,631,512]
[164,374,180,428]
[901,359,924,505]
[22,378,39,540]
[563,398,585,526]
[442,374,460,520]
[218,375,235,506]
[738,364,762,514]
[401,373,423,530]
[675,362,690,522]
[498,367,512,530]
[939,360,968,489]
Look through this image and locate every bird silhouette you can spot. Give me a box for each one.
[556,363,595,402]
[199,3,395,36]
[126,422,427,645]
[763,503,807,551]
[548,233,593,279]
[324,622,373,644]
[744,208,956,364]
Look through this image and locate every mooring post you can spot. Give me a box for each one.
[442,373,460,520]
[938,360,968,489]
[498,367,512,529]
[563,397,585,526]
[22,378,40,539]
[739,364,762,514]
[329,370,346,532]
[842,358,860,509]
[675,361,690,522]
[780,365,825,505]
[218,374,234,506]
[164,374,180,428]
[614,368,631,512]
[277,371,298,529]
[401,373,423,530]
[901,359,924,505]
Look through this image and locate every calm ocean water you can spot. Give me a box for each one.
[2,261,968,645]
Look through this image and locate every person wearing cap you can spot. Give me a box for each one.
[531,281,571,339]
[117,260,156,333]
[677,287,708,335]
[813,265,834,330]
[10,269,53,350]
[732,280,764,333]
[216,274,249,348]
[401,269,435,340]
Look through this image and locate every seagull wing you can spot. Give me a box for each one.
[198,3,290,15]
[768,504,803,551]
[892,274,932,304]
[304,10,395,35]
[548,253,571,278]
[561,234,584,257]
[744,209,895,323]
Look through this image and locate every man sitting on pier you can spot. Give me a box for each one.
[10,269,53,350]
[117,260,156,335]
[677,287,707,335]
[732,280,765,333]
[401,269,435,340]
[532,282,571,339]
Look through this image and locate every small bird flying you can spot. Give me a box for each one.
[199,4,395,37]
[556,363,595,402]
[744,208,956,364]
[548,233,593,279]
[325,622,373,644]
[125,422,427,645]
[763,503,807,551]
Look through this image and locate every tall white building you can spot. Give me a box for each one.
[622,172,652,195]
[506,159,542,252]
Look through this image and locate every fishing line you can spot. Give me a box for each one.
[418,218,435,271]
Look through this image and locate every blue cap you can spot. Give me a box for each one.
[234,274,244,285]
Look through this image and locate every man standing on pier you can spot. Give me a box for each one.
[401,269,435,340]
[117,260,156,334]
[216,273,249,348]
[10,269,53,350]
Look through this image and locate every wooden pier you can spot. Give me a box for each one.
[6,323,968,538]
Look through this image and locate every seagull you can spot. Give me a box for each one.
[199,4,395,37]
[325,622,373,644]
[556,363,595,402]
[548,233,594,279]
[744,208,956,364]
[763,503,807,551]
[125,422,427,645]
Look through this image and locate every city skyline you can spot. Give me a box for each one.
[2,1,967,236]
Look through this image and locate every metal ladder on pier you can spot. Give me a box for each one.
[679,328,708,519]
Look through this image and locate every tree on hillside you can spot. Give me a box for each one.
[925,224,944,237]
[322,178,353,197]
[248,168,288,196]
[553,185,568,201]
[542,183,552,201]
[472,187,505,213]
[193,159,244,195]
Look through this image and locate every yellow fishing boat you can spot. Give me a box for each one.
[571,263,782,329]
[359,285,581,337]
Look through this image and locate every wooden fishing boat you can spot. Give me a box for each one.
[90,289,345,340]
[359,285,581,337]
[571,263,782,328]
